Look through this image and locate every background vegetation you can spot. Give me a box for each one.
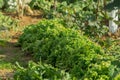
[0,0,120,80]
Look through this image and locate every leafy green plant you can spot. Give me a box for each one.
[105,0,120,11]
[28,0,110,38]
[0,12,17,31]
[114,73,120,80]
[35,0,109,39]
[1,0,16,12]
[0,12,18,40]
[0,39,7,47]
[29,0,52,16]
[0,0,4,9]
[18,19,116,79]
[14,61,75,80]
[61,0,109,38]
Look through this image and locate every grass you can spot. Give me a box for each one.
[0,61,12,69]
[0,50,5,54]
[0,40,7,47]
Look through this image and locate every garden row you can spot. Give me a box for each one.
[13,19,120,80]
[0,0,120,80]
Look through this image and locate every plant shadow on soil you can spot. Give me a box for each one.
[0,39,32,68]
[0,11,42,69]
[0,39,32,79]
[0,11,42,79]
[0,11,42,68]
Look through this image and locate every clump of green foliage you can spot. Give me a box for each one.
[0,0,17,12]
[105,0,120,11]
[0,12,17,31]
[0,0,4,9]
[30,0,109,38]
[29,0,51,16]
[18,19,116,79]
[14,61,74,80]
[114,73,120,80]
[0,12,18,40]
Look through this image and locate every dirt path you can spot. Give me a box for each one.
[0,43,31,79]
[0,12,42,79]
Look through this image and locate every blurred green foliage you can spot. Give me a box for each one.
[18,19,118,79]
